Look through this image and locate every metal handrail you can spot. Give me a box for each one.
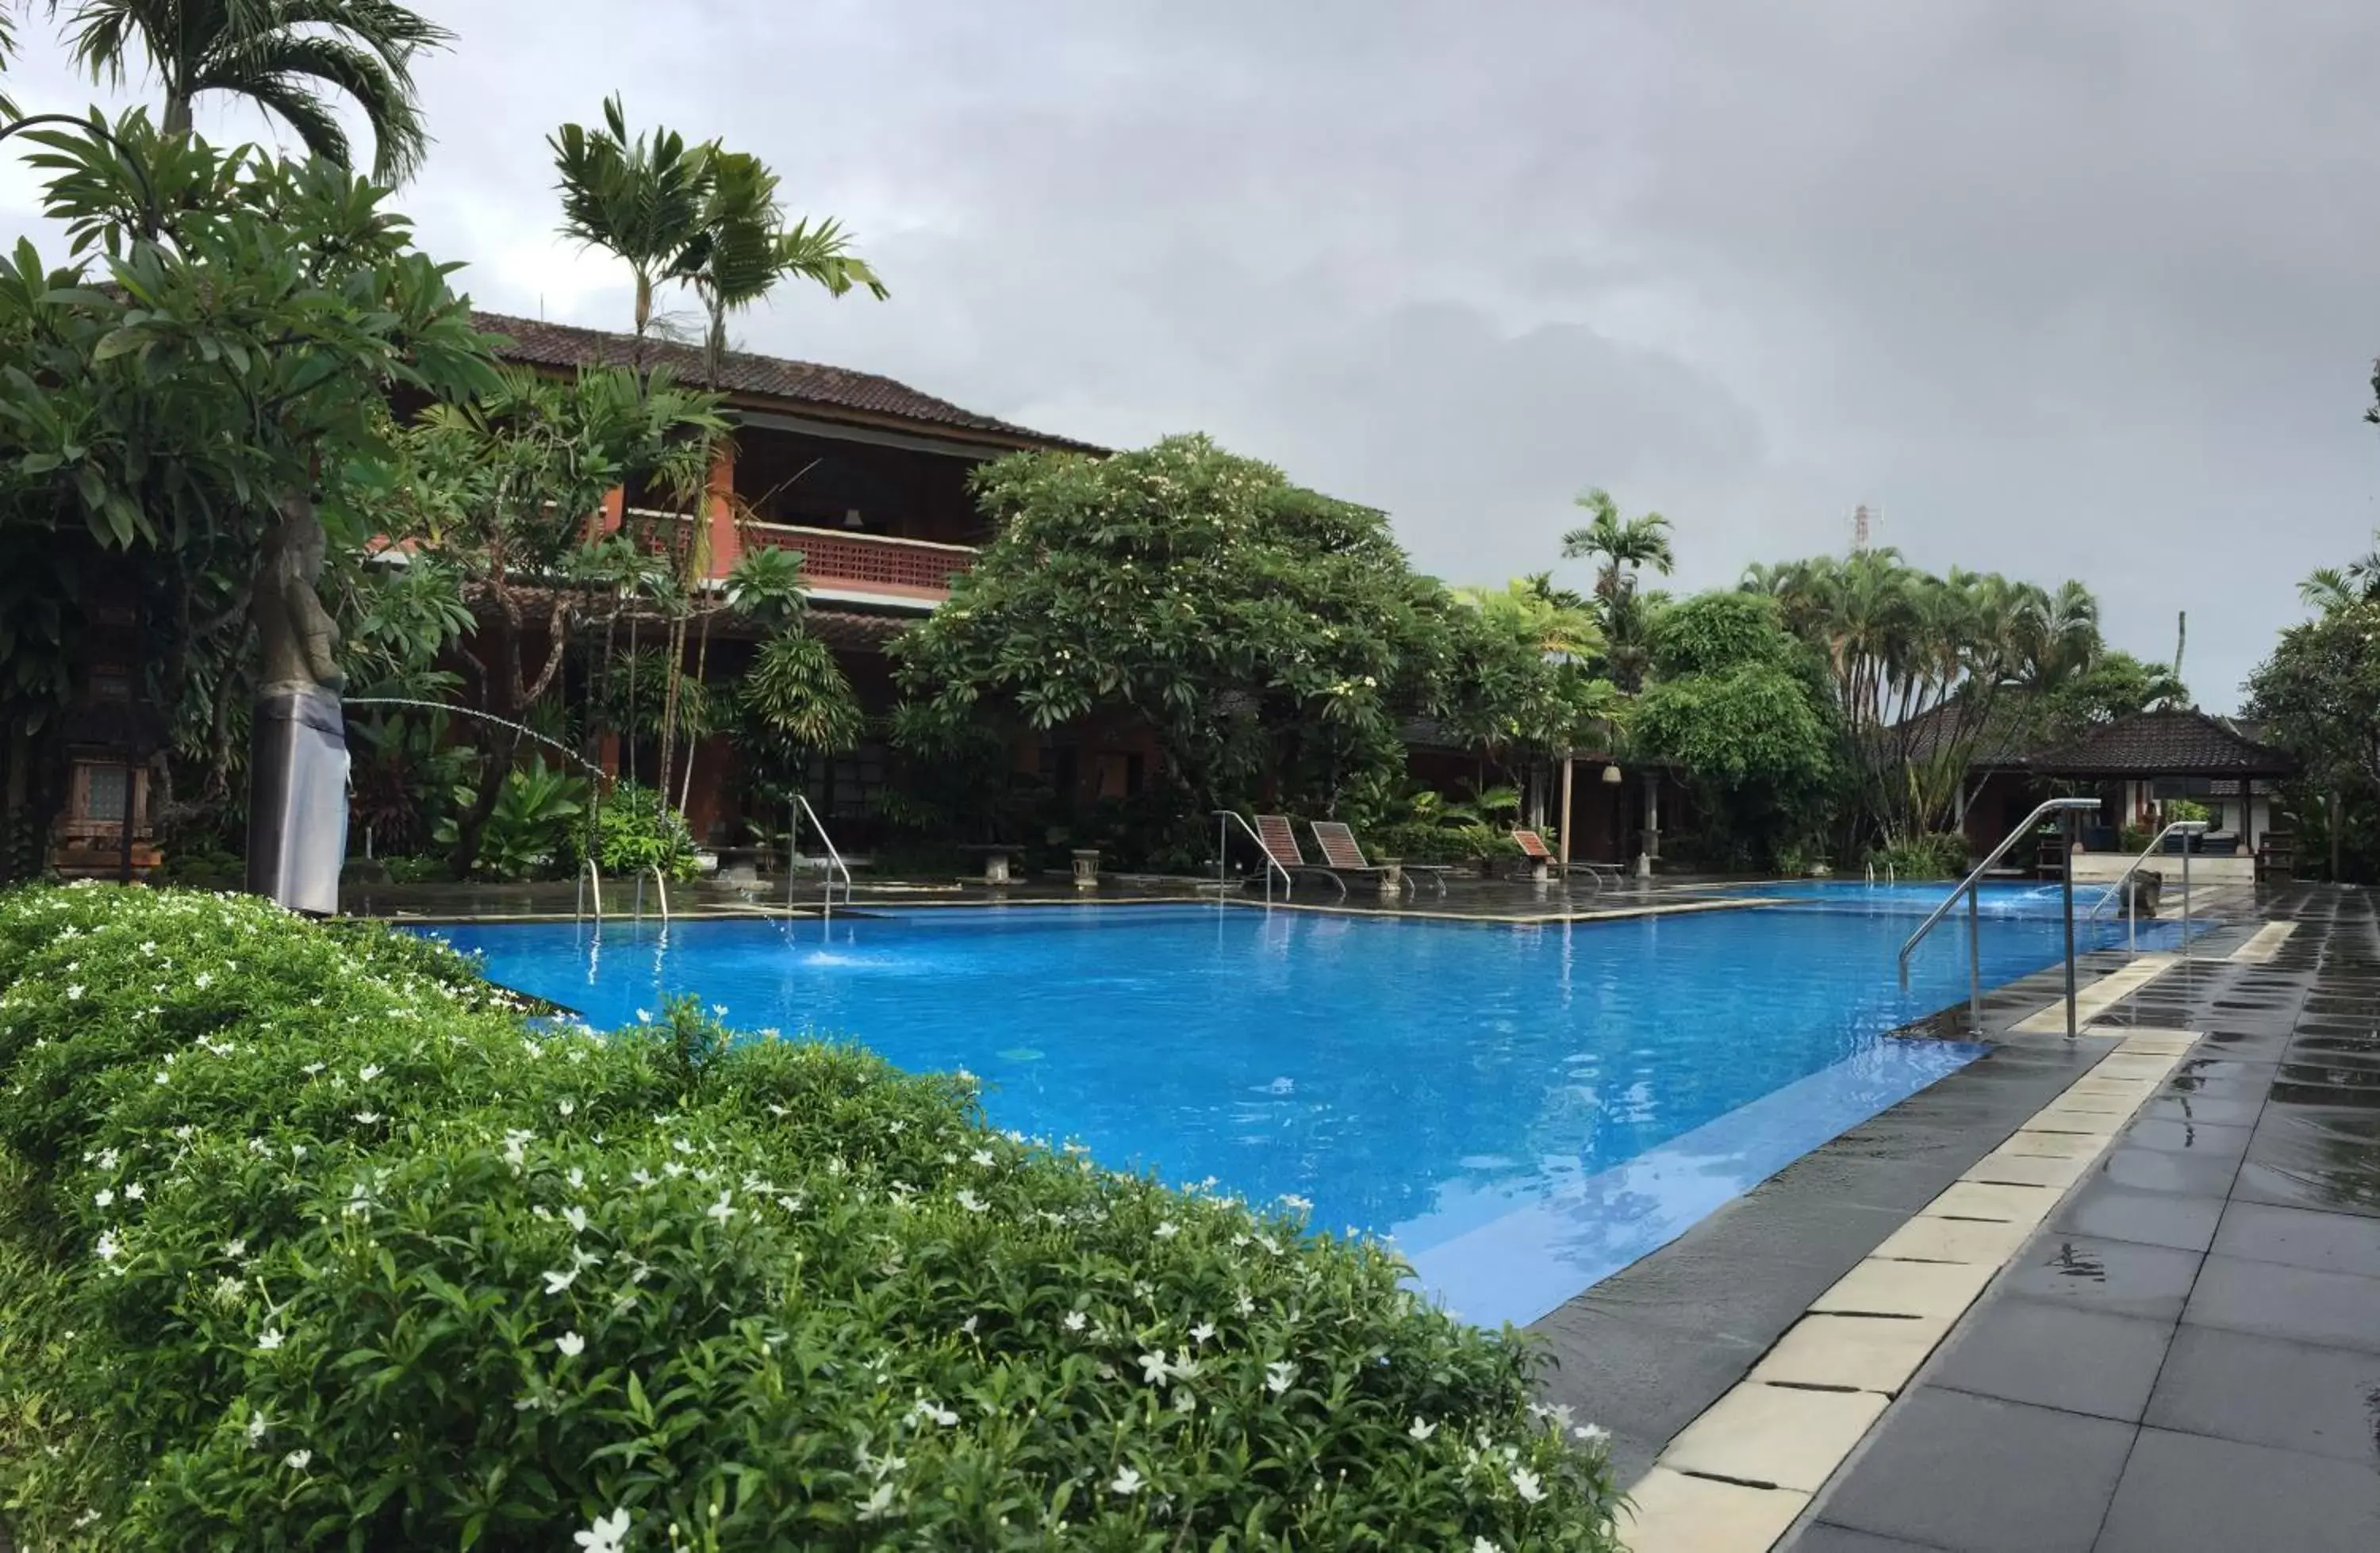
[789,795,853,920]
[2086,820,2208,955]
[632,864,670,922]
[1899,796,2102,1034]
[578,858,604,922]
[1214,811,1292,904]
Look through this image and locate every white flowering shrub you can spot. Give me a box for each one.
[0,885,1621,1550]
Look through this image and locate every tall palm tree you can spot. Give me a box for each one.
[60,0,450,182]
[1560,488,1676,602]
[550,94,712,355]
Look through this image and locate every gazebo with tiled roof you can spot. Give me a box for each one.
[2023,709,2299,857]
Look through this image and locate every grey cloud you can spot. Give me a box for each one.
[6,0,2377,705]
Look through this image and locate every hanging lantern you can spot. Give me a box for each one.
[1601,763,1623,785]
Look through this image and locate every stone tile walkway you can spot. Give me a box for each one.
[1790,885,2380,1553]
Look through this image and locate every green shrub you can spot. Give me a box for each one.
[434,757,589,880]
[1867,831,1970,880]
[0,884,1618,1550]
[576,780,702,883]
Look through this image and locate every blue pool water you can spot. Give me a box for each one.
[430,884,2186,1326]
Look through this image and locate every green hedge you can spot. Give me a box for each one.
[0,884,1619,1550]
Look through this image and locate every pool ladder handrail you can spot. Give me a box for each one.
[1898,796,2102,1037]
[1213,811,1292,905]
[787,795,853,921]
[2086,820,2208,956]
[576,858,603,922]
[631,863,670,923]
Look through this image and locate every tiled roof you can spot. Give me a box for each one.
[805,609,917,653]
[473,312,1100,453]
[2024,709,2300,777]
[1894,698,2036,769]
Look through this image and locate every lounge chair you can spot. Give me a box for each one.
[1250,814,1345,900]
[1309,820,1450,898]
[1511,827,1624,890]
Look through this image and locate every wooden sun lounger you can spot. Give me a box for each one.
[1511,827,1623,889]
[1251,814,1347,900]
[1309,820,1449,898]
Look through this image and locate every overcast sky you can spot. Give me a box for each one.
[6,0,2378,709]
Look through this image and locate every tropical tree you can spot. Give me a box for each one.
[2300,531,2380,612]
[1438,579,1621,784]
[58,0,451,181]
[1741,550,2110,847]
[892,435,1449,829]
[2246,598,2380,881]
[1560,489,1674,693]
[1636,592,1836,869]
[383,364,724,876]
[0,112,492,876]
[549,97,885,823]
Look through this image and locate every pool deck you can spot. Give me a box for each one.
[1582,883,2380,1553]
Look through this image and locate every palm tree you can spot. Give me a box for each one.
[60,0,450,182]
[1560,488,1676,602]
[550,94,712,354]
[2301,531,2380,612]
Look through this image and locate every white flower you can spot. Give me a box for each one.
[224,1238,247,1259]
[193,972,211,990]
[282,1448,311,1471]
[256,1327,285,1352]
[94,1230,120,1263]
[1109,1466,1144,1495]
[1063,1310,1087,1333]
[630,1168,654,1187]
[1154,1221,1179,1239]
[555,1331,585,1358]
[1190,1321,1216,1345]
[96,1147,118,1169]
[1473,1540,1505,1553]
[301,1062,324,1076]
[65,984,84,1000]
[1281,1193,1312,1211]
[558,1099,576,1118]
[542,1268,578,1295]
[1510,1466,1544,1503]
[1410,1417,1437,1441]
[211,1274,244,1308]
[567,1168,585,1190]
[855,1482,898,1522]
[574,1508,631,1553]
[911,1398,959,1427]
[1574,1421,1610,1446]
[970,1148,994,1167]
[706,1192,735,1226]
[711,1003,728,1018]
[562,1206,589,1234]
[152,1070,168,1085]
[353,1112,383,1125]
[1138,1351,1170,1385]
[246,1409,270,1444]
[960,1314,979,1336]
[1265,1360,1296,1395]
[1173,1387,1196,1413]
[94,1187,114,1208]
[635,1009,651,1025]
[954,1190,986,1213]
[124,1181,144,1202]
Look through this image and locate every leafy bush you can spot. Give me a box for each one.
[1868,831,1970,880]
[576,780,701,883]
[0,885,1620,1549]
[2164,797,2212,825]
[433,756,589,880]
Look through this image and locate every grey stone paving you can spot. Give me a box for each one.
[1791,884,2380,1553]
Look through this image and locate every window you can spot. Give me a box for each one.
[83,765,129,823]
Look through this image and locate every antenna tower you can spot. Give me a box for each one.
[1852,503,1875,551]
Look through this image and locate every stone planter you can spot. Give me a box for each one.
[1071,849,1101,891]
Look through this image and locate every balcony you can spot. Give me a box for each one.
[744,523,976,605]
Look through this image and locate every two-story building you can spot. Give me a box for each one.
[471,312,1109,852]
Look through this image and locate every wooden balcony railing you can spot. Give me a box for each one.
[745,523,976,599]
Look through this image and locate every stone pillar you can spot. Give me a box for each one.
[1377,857,1404,899]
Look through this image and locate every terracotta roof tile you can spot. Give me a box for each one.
[473,312,1101,453]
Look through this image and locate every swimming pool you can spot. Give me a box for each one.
[430,884,2185,1326]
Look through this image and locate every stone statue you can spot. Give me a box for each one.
[254,497,345,693]
[247,495,349,915]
